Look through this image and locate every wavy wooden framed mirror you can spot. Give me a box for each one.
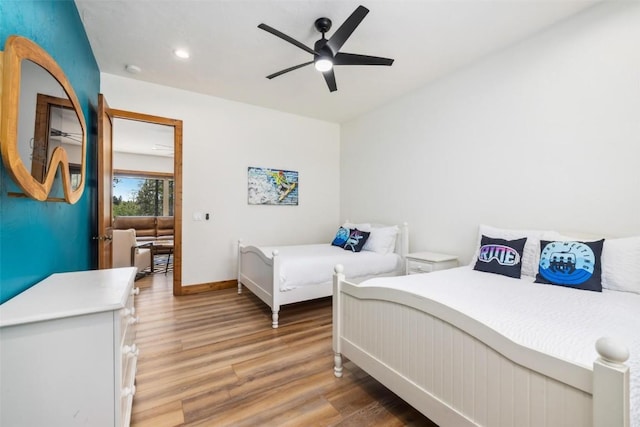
[0,35,87,203]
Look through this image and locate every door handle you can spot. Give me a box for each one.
[92,235,113,241]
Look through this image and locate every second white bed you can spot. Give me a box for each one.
[254,244,401,291]
[238,223,409,328]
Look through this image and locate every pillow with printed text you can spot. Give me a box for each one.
[469,225,548,277]
[535,239,604,292]
[473,235,527,278]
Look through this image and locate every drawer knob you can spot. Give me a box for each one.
[122,385,136,398]
[131,287,140,296]
[123,344,139,357]
[128,316,139,325]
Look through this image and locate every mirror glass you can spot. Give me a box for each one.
[19,60,83,191]
[48,104,83,191]
[0,35,87,203]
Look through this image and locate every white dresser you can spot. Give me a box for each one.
[0,267,139,427]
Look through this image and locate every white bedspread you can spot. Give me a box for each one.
[258,244,401,291]
[362,267,640,426]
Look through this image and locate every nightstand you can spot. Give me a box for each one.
[405,251,459,275]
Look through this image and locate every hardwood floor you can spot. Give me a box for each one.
[131,273,437,427]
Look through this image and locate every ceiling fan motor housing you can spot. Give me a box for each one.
[314,39,333,58]
[314,17,332,35]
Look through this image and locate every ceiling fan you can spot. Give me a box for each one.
[258,5,394,93]
[50,128,83,144]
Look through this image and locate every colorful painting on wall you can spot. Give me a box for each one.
[248,167,298,205]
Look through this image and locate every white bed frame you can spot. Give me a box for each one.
[237,223,409,328]
[332,266,631,427]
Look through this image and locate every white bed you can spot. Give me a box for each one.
[237,223,408,328]
[332,266,638,426]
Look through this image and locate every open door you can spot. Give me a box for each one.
[96,94,113,268]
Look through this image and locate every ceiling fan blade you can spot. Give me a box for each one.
[266,61,314,79]
[322,69,337,92]
[334,52,394,66]
[258,24,317,55]
[325,5,369,55]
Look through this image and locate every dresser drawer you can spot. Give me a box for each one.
[405,252,459,275]
[118,286,138,427]
[118,288,138,345]
[120,352,137,427]
[118,290,138,386]
[120,335,138,387]
[407,260,434,274]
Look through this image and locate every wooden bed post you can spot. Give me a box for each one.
[333,264,344,378]
[593,337,630,427]
[237,240,243,294]
[271,249,280,328]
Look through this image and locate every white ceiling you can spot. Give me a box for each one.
[112,118,175,158]
[74,0,600,124]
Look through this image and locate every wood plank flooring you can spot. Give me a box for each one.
[131,273,438,427]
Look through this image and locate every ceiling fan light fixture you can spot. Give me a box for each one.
[314,58,333,72]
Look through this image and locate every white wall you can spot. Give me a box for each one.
[341,1,640,263]
[113,151,173,174]
[101,75,340,285]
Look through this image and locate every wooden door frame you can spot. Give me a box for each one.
[97,94,113,269]
[110,108,184,296]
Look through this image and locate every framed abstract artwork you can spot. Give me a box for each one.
[248,166,298,205]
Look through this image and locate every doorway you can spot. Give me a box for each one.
[101,105,184,295]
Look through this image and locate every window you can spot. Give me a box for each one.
[113,173,174,217]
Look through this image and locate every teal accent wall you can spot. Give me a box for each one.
[0,0,100,303]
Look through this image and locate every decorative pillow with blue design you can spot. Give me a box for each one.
[535,239,604,292]
[473,235,527,278]
[343,229,370,253]
[331,227,350,247]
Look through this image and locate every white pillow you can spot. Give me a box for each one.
[601,236,640,294]
[343,222,371,232]
[469,225,548,278]
[363,225,399,255]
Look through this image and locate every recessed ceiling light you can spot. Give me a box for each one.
[174,49,190,59]
[125,64,141,74]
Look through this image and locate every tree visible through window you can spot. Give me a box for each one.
[113,175,174,217]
